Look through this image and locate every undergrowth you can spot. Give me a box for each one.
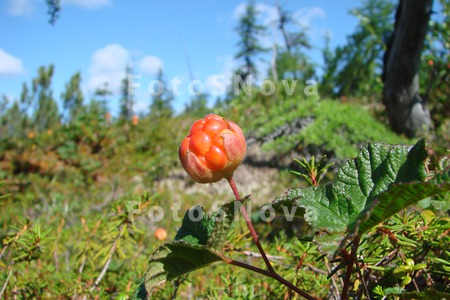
[0,97,448,299]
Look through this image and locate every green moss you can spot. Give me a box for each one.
[252,98,412,159]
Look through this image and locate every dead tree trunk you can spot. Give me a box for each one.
[382,0,433,137]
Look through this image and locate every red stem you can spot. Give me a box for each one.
[227,177,275,273]
[341,236,361,300]
[226,259,317,300]
[225,176,317,300]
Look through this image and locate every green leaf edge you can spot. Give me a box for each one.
[144,241,225,295]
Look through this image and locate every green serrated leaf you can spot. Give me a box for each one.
[207,197,248,251]
[314,232,344,254]
[174,199,246,249]
[350,182,450,235]
[265,197,306,221]
[268,139,450,256]
[430,167,450,202]
[131,277,147,300]
[274,140,429,234]
[144,242,225,294]
[174,206,215,245]
[432,168,450,184]
[383,286,405,295]
[397,287,450,300]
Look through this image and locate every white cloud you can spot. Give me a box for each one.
[7,0,37,16]
[139,55,163,75]
[61,0,112,9]
[233,3,276,25]
[232,3,326,47]
[232,3,277,51]
[7,0,111,18]
[91,44,129,72]
[0,49,24,75]
[86,44,164,96]
[233,3,325,29]
[255,3,278,25]
[233,3,247,19]
[86,44,129,93]
[293,7,325,28]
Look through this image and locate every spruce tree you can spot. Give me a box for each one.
[272,2,314,80]
[184,93,209,118]
[92,83,111,116]
[320,0,396,98]
[32,65,60,131]
[119,65,134,121]
[234,0,267,81]
[149,68,173,118]
[61,72,84,122]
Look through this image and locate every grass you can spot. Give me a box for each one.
[0,97,448,299]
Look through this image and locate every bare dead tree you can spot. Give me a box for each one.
[382,0,433,137]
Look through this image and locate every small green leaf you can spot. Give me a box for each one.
[174,199,247,249]
[420,210,436,226]
[413,263,427,271]
[405,258,415,267]
[393,265,410,278]
[174,206,215,245]
[144,242,225,294]
[401,275,412,286]
[383,286,405,296]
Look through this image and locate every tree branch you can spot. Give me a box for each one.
[82,225,124,299]
[0,269,13,298]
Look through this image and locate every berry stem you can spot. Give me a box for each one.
[226,176,316,300]
[227,177,275,273]
[341,236,361,300]
[225,258,317,300]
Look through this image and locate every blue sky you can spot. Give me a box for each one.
[0,0,365,114]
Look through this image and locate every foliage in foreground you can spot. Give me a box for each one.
[0,100,448,298]
[137,139,450,299]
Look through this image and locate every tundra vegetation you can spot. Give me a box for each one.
[0,0,449,299]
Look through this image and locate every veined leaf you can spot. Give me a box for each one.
[432,168,450,184]
[174,199,246,249]
[174,205,215,245]
[350,182,450,235]
[141,199,245,296]
[144,242,225,294]
[207,198,248,251]
[430,167,450,203]
[270,139,450,245]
